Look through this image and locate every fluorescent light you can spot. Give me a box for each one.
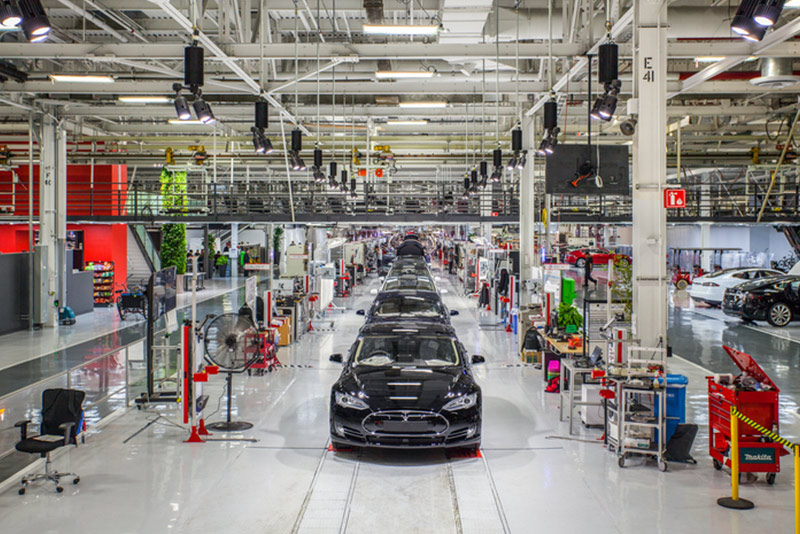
[375,70,434,79]
[398,101,447,109]
[167,119,208,125]
[118,96,170,103]
[695,56,725,62]
[387,120,428,126]
[362,24,439,36]
[787,0,800,8]
[49,74,115,83]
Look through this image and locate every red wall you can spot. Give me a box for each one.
[0,164,128,217]
[0,223,128,290]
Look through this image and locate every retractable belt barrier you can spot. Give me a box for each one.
[718,406,800,534]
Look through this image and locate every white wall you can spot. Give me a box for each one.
[238,229,267,247]
[667,224,793,258]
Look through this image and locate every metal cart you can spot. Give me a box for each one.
[708,346,785,484]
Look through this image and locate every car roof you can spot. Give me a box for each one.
[373,290,441,301]
[737,274,800,290]
[359,321,456,337]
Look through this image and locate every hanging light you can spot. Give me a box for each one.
[506,157,517,171]
[597,42,619,83]
[18,0,49,41]
[0,0,22,27]
[173,94,191,120]
[731,0,761,36]
[753,0,784,26]
[479,161,488,179]
[511,128,523,152]
[516,150,527,170]
[193,97,215,124]
[252,126,267,154]
[350,178,357,198]
[184,45,204,87]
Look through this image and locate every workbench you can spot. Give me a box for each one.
[559,358,603,435]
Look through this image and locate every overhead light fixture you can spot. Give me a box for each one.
[192,98,215,124]
[168,119,207,125]
[516,151,527,170]
[506,157,517,171]
[398,101,447,109]
[786,0,800,7]
[362,23,439,36]
[252,126,270,154]
[743,25,768,41]
[18,0,50,41]
[375,71,434,79]
[386,120,428,126]
[119,96,170,103]
[754,0,784,26]
[591,80,621,122]
[731,0,761,35]
[0,0,22,27]
[49,74,114,83]
[695,56,726,63]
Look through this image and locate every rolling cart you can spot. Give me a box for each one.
[708,346,785,484]
[246,328,281,376]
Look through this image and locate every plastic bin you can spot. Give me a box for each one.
[657,374,688,442]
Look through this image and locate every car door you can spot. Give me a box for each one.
[787,280,800,313]
[594,248,611,264]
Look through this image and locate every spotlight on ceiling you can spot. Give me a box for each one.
[252,126,268,154]
[506,157,517,171]
[350,178,357,198]
[516,151,527,170]
[0,0,22,27]
[17,0,50,42]
[753,0,784,26]
[539,100,559,157]
[192,97,215,124]
[591,80,621,122]
[619,117,637,136]
[173,94,191,120]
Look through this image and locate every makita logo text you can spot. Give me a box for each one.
[743,453,773,462]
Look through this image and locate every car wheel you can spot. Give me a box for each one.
[575,258,586,268]
[675,279,688,290]
[767,302,793,327]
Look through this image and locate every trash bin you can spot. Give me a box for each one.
[664,374,688,442]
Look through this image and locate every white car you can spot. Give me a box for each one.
[689,268,782,307]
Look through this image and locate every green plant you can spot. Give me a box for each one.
[161,223,187,275]
[611,256,633,319]
[215,254,229,266]
[160,168,187,211]
[208,234,217,254]
[557,301,583,330]
[273,226,284,255]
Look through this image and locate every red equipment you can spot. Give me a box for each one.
[246,328,281,376]
[707,346,786,484]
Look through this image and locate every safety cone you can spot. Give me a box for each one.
[184,425,204,443]
[308,321,314,332]
[197,418,211,436]
[505,322,513,333]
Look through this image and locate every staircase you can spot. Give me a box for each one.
[127,224,160,288]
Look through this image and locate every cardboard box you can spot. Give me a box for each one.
[521,350,542,364]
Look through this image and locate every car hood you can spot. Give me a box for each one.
[338,366,472,410]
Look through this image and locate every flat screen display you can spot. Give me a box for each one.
[545,144,630,195]
[152,266,177,318]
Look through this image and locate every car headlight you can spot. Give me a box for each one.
[335,391,369,410]
[442,393,478,411]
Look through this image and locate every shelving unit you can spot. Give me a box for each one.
[88,261,115,307]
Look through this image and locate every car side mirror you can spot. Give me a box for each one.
[450,309,459,316]
[471,355,486,364]
[329,353,343,363]
[356,309,365,316]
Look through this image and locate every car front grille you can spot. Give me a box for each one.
[362,411,449,437]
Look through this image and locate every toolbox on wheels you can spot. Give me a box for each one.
[707,345,787,484]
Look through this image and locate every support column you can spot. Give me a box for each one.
[632,0,668,347]
[230,222,239,278]
[700,223,712,272]
[37,115,61,327]
[520,116,535,307]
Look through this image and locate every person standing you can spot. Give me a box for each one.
[584,255,597,287]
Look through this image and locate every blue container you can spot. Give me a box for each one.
[656,374,688,443]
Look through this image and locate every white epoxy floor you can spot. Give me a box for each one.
[1,268,796,533]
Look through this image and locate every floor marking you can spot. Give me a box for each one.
[672,353,713,375]
[479,450,511,534]
[446,461,464,534]
[687,307,800,346]
[338,452,361,534]
[290,444,331,534]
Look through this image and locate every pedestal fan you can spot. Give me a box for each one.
[203,313,259,431]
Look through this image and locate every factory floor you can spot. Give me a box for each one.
[0,267,797,533]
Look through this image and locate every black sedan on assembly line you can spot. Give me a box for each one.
[329,322,483,450]
[356,290,458,326]
[722,275,800,327]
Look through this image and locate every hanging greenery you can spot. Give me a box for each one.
[273,226,284,256]
[611,256,633,320]
[160,167,188,211]
[557,301,583,331]
[161,223,187,275]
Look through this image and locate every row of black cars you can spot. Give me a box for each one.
[328,235,484,451]
[722,275,800,327]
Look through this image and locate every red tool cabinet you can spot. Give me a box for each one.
[707,346,786,484]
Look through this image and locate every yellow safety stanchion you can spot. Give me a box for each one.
[718,406,755,510]
[795,445,799,534]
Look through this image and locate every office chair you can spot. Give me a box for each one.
[14,388,85,495]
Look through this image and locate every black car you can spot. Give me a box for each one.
[357,290,458,325]
[722,275,800,327]
[329,322,483,450]
[377,274,438,293]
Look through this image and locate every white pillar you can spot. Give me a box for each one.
[520,116,535,307]
[230,222,239,278]
[631,0,668,347]
[700,223,712,271]
[37,116,60,327]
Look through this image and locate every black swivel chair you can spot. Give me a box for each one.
[14,388,85,495]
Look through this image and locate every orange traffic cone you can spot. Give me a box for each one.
[197,418,211,436]
[184,425,204,443]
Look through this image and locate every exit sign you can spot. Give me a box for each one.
[664,188,686,209]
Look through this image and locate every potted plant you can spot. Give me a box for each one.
[216,254,229,277]
[161,223,187,291]
[557,301,583,333]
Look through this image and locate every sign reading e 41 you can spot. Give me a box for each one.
[664,188,686,209]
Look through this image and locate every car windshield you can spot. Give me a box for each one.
[355,335,459,367]
[706,268,741,279]
[373,296,443,318]
[384,277,435,291]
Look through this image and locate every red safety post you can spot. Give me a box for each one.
[183,322,204,443]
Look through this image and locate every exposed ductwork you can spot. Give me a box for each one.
[363,0,384,25]
[439,0,493,44]
[750,58,799,88]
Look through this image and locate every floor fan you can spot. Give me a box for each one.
[204,313,260,431]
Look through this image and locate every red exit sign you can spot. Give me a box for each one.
[664,188,686,209]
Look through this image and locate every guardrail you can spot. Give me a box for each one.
[718,406,799,534]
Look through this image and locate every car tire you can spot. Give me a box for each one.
[767,302,793,327]
[675,279,688,290]
[575,258,586,268]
